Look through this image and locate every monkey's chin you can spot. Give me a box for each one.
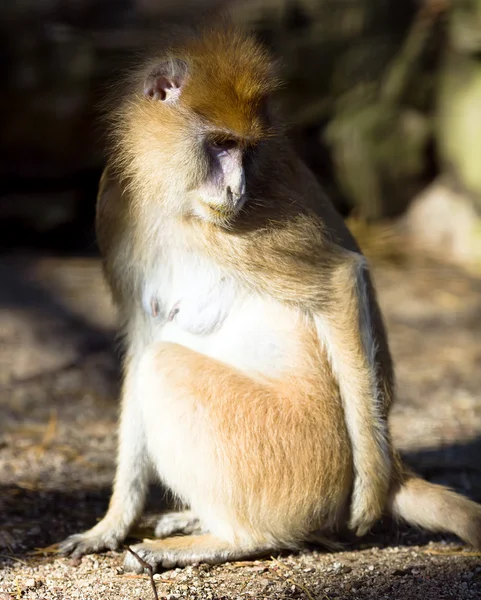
[193,200,239,228]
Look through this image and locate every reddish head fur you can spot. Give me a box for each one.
[178,27,279,140]
[115,25,280,143]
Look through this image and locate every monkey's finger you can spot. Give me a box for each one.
[347,511,377,538]
[353,523,372,537]
[58,532,120,558]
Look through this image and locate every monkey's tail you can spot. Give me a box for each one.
[389,467,481,549]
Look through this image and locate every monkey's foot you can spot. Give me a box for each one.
[124,534,270,572]
[155,510,202,538]
[59,524,124,558]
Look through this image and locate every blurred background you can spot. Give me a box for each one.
[1,0,481,262]
[2,2,481,596]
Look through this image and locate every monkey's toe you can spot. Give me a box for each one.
[59,531,121,558]
[154,510,202,538]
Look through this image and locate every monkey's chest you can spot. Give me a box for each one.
[144,261,307,378]
[143,261,236,336]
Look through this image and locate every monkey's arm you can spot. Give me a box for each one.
[60,355,150,557]
[312,248,393,535]
[95,164,134,305]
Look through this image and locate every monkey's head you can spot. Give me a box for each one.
[113,27,281,228]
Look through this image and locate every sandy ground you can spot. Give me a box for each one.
[1,246,481,599]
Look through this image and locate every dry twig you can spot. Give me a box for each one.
[127,546,159,600]
[422,548,481,557]
[0,554,29,566]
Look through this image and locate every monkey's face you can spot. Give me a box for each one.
[127,35,277,228]
[188,135,247,227]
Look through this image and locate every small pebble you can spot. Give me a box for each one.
[69,557,82,568]
[251,566,267,573]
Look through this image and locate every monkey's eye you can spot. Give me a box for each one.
[208,138,238,155]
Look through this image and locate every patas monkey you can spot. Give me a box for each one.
[61,26,481,571]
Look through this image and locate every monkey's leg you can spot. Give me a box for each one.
[124,534,271,573]
[134,341,350,565]
[155,510,203,539]
[60,355,150,557]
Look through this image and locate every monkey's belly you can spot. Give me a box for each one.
[157,294,311,379]
[138,331,350,543]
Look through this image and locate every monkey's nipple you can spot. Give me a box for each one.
[167,302,181,322]
[150,298,160,318]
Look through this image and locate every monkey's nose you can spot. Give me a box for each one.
[226,173,246,209]
[226,187,246,211]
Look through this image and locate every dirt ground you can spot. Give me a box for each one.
[1,243,481,600]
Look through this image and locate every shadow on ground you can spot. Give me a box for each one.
[1,437,480,564]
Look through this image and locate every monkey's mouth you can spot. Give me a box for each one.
[197,196,246,224]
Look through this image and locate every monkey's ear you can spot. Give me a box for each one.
[143,58,188,103]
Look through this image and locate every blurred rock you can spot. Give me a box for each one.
[403,178,481,268]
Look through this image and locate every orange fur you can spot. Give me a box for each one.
[180,27,278,138]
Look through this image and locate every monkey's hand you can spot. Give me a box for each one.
[59,519,125,558]
[348,469,388,537]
